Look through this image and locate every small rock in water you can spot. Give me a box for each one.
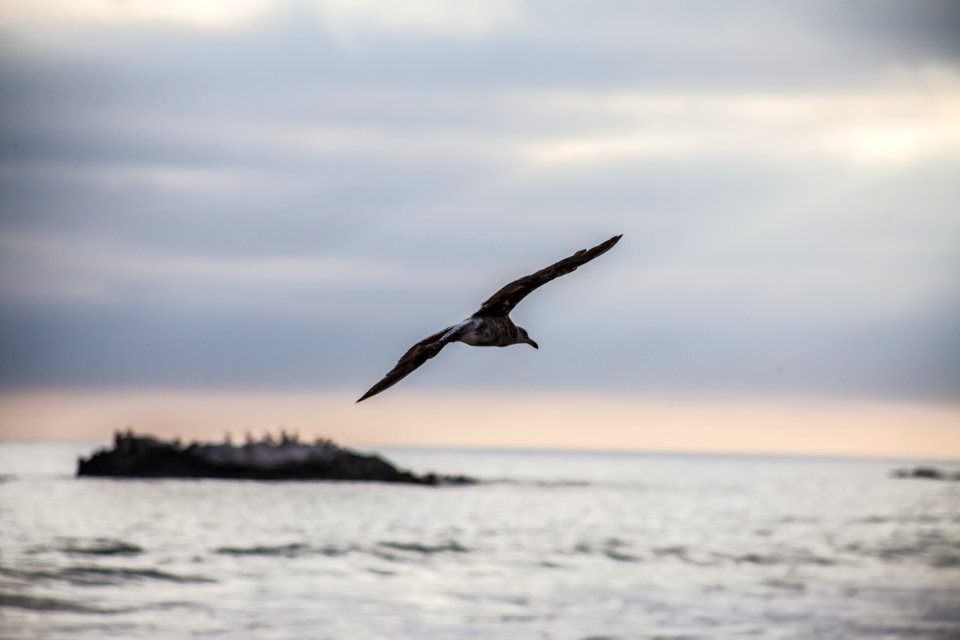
[891,466,960,481]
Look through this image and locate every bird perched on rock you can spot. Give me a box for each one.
[357,234,622,403]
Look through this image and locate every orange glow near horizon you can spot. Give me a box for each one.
[1,389,958,459]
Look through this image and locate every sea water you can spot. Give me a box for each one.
[1,441,958,639]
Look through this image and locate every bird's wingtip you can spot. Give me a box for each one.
[357,387,379,403]
[597,234,622,252]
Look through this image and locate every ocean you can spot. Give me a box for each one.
[1,441,958,639]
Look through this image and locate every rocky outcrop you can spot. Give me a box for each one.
[77,431,471,485]
[891,466,960,481]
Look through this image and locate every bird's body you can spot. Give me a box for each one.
[445,316,526,348]
[357,234,622,402]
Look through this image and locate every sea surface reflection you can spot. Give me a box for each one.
[1,442,958,639]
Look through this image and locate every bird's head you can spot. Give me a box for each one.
[516,326,538,349]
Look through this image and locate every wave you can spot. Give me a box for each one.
[0,590,204,616]
[567,543,839,568]
[852,515,944,525]
[206,533,957,570]
[847,532,960,569]
[1,564,214,586]
[213,540,472,563]
[215,542,357,558]
[377,540,470,555]
[0,592,109,613]
[61,539,144,557]
[764,578,807,591]
[602,548,643,563]
[60,566,215,586]
[572,538,643,563]
[931,554,960,568]
[215,543,311,558]
[650,545,716,566]
[731,552,835,567]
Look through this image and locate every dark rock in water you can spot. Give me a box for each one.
[891,466,960,481]
[78,431,473,485]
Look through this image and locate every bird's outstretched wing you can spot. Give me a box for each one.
[357,324,461,403]
[472,234,622,318]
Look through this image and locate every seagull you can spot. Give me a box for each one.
[357,234,622,403]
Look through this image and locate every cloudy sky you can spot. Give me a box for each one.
[1,1,958,454]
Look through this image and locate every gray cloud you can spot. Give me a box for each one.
[1,1,958,401]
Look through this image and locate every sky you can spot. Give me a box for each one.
[1,1,958,455]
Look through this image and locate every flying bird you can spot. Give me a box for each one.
[357,234,622,403]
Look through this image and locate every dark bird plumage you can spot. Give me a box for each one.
[357,234,622,403]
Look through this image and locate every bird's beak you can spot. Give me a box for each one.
[527,338,539,349]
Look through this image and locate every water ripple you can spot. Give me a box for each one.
[1,564,215,586]
[215,543,310,557]
[61,539,144,557]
